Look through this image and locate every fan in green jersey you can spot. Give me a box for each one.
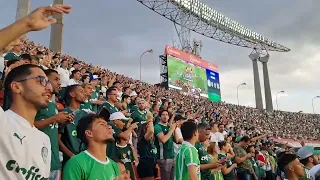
[175,121,200,180]
[34,69,72,180]
[100,88,120,114]
[80,83,94,111]
[107,112,138,161]
[63,114,120,180]
[195,123,223,180]
[58,85,91,166]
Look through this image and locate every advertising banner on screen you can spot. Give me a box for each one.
[165,45,218,72]
[165,45,221,102]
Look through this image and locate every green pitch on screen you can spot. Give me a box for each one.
[208,92,221,102]
[167,56,208,93]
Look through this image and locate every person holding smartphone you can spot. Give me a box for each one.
[58,84,93,167]
[218,141,238,180]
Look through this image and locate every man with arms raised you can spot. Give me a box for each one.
[175,120,200,180]
[63,114,120,179]
[34,69,71,180]
[1,64,52,179]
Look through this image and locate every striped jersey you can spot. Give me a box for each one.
[175,141,200,180]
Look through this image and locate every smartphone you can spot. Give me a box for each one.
[97,107,110,121]
[219,157,228,164]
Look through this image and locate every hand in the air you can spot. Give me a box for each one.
[22,4,72,32]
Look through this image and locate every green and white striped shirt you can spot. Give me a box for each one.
[175,141,201,180]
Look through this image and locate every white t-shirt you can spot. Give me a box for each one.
[67,78,79,86]
[0,110,51,179]
[56,67,70,87]
[210,132,218,143]
[214,132,225,142]
[174,127,183,154]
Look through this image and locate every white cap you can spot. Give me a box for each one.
[92,75,100,80]
[129,91,137,97]
[109,112,130,121]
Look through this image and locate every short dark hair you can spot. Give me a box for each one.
[20,53,32,61]
[277,153,298,172]
[44,69,58,77]
[81,75,89,82]
[113,81,121,86]
[77,114,96,147]
[65,84,81,104]
[4,64,41,101]
[218,141,227,149]
[159,109,169,116]
[241,136,251,142]
[6,59,20,68]
[106,88,117,96]
[122,95,130,101]
[181,121,197,140]
[198,123,210,131]
[218,123,224,128]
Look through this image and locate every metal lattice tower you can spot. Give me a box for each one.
[137,0,290,110]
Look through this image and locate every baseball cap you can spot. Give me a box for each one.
[297,146,320,160]
[109,112,130,121]
[129,91,137,97]
[91,75,100,81]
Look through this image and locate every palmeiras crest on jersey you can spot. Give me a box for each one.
[41,144,49,164]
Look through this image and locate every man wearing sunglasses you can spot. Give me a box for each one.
[1,64,52,179]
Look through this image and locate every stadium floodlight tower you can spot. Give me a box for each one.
[136,0,290,110]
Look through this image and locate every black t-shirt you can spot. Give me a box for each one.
[137,136,157,159]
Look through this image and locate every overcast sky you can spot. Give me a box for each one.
[1,0,320,113]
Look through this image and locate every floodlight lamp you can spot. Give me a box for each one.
[249,52,260,60]
[259,54,270,63]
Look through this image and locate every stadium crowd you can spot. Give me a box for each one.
[1,3,320,180]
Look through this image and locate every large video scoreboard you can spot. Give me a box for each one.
[165,45,221,102]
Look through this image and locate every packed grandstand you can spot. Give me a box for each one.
[1,4,320,180]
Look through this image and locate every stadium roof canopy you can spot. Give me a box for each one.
[137,0,290,52]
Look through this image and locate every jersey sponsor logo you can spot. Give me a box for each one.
[49,122,59,129]
[6,160,48,180]
[201,155,210,161]
[121,157,132,164]
[41,144,49,164]
[71,130,77,136]
[13,132,26,145]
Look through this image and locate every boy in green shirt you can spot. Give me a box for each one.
[175,121,201,180]
[63,114,120,180]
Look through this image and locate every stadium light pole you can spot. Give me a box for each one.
[276,90,285,110]
[140,49,153,81]
[312,96,320,113]
[237,82,246,105]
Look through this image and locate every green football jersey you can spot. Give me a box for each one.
[154,123,174,159]
[100,101,119,114]
[90,86,101,112]
[59,108,89,165]
[218,153,235,180]
[107,123,122,160]
[175,142,201,180]
[35,101,60,171]
[116,144,135,180]
[130,110,147,132]
[63,151,120,180]
[195,142,213,180]
[80,100,93,112]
